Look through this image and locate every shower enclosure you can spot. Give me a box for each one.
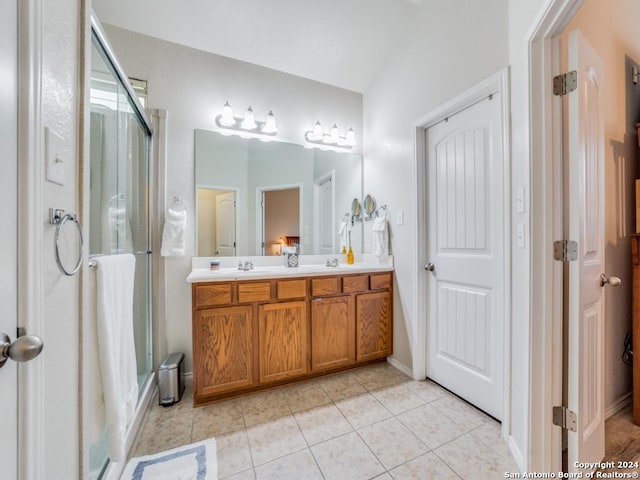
[88,16,153,478]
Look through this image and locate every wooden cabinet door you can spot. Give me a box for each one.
[311,296,355,371]
[258,301,308,383]
[193,305,253,398]
[356,291,392,362]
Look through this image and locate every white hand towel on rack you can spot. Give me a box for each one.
[108,204,133,254]
[94,254,138,462]
[338,217,350,251]
[371,212,389,257]
[161,203,187,257]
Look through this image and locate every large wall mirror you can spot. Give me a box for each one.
[195,129,363,257]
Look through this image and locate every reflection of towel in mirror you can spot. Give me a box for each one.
[94,254,138,462]
[371,213,389,256]
[338,219,351,250]
[161,206,187,257]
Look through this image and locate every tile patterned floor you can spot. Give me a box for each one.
[131,363,518,479]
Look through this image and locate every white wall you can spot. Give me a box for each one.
[102,24,363,372]
[507,0,548,468]
[363,0,508,393]
[41,0,81,475]
[561,0,639,412]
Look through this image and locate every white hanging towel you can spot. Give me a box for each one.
[161,203,187,257]
[371,211,389,256]
[94,254,138,462]
[338,217,350,251]
[108,202,133,254]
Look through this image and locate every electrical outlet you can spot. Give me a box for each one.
[396,209,404,225]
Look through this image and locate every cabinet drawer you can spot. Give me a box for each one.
[277,279,307,299]
[194,283,233,307]
[370,273,392,290]
[238,282,271,303]
[312,277,340,296]
[342,275,368,293]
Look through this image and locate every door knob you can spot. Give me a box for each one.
[599,274,621,287]
[0,332,44,369]
[425,262,435,272]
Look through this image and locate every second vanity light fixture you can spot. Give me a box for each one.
[215,101,278,137]
[305,121,356,149]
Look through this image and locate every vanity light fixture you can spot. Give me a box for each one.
[215,102,278,137]
[304,121,356,150]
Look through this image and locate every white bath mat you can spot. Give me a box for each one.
[120,438,217,480]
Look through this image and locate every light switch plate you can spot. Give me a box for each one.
[45,127,65,186]
[396,209,404,225]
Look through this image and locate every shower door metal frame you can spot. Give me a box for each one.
[90,15,153,138]
[87,12,155,479]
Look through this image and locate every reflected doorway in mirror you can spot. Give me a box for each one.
[196,187,238,256]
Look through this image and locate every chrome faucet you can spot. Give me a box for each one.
[325,258,339,267]
[237,260,254,271]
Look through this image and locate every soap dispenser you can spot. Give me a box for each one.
[347,245,354,265]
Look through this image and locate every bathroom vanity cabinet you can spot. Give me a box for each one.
[191,271,393,405]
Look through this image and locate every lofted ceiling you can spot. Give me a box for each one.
[92,0,422,93]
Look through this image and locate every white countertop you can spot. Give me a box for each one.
[187,254,393,283]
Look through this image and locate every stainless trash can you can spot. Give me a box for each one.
[158,352,185,406]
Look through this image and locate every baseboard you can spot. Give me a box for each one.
[506,434,525,472]
[386,356,414,378]
[605,391,632,420]
[102,373,157,480]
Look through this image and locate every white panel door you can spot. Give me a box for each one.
[426,94,505,420]
[0,0,18,476]
[318,177,334,255]
[566,29,606,472]
[216,191,236,256]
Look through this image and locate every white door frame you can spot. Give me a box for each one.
[414,67,512,436]
[528,0,584,472]
[17,0,45,477]
[255,183,303,255]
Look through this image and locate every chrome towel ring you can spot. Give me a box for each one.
[49,208,83,276]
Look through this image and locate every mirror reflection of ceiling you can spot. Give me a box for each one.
[92,0,422,92]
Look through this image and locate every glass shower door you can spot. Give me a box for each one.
[88,24,153,478]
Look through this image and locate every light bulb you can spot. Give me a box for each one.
[345,127,356,147]
[219,101,235,127]
[330,124,339,144]
[262,110,277,134]
[312,120,323,141]
[241,106,257,130]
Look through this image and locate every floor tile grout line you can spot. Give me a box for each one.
[427,444,466,480]
[306,446,328,480]
[352,423,395,475]
[430,432,500,480]
[466,422,515,461]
